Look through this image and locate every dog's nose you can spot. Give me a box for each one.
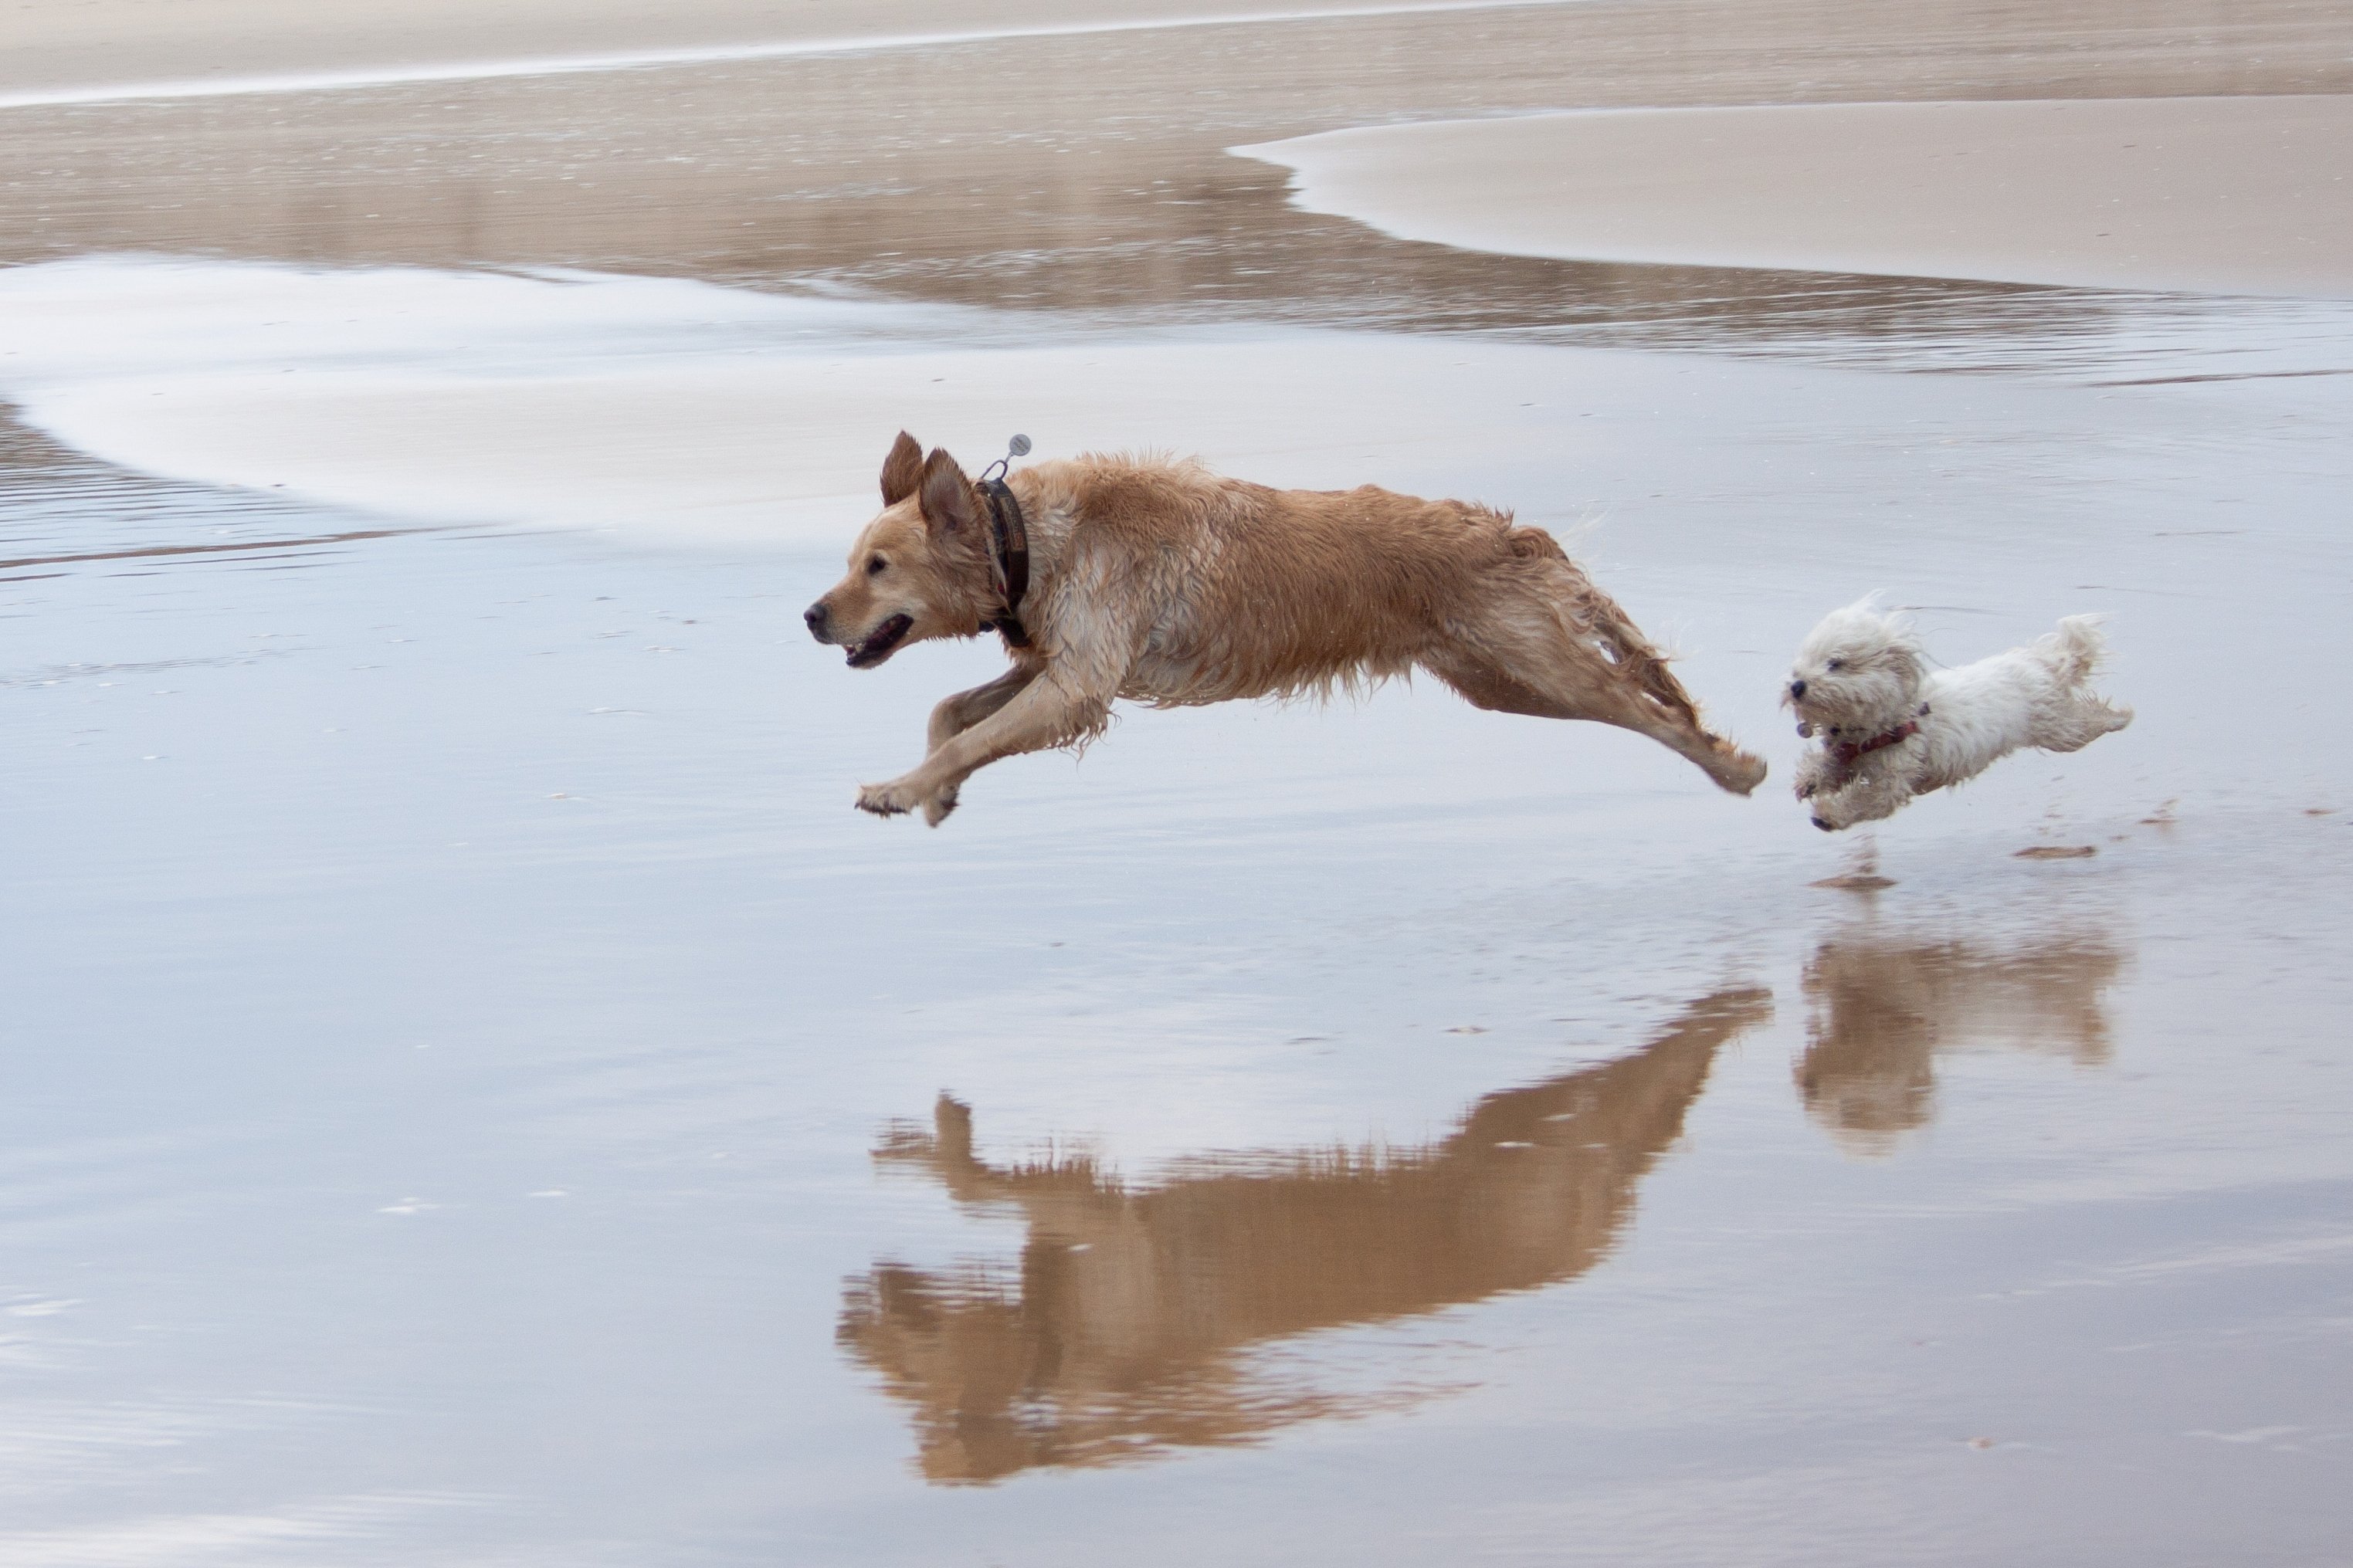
[803,602,830,641]
[1789,679,1807,699]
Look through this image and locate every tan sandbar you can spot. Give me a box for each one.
[1245,97,2353,296]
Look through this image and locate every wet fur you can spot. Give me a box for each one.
[808,434,1767,824]
[1784,598,2134,831]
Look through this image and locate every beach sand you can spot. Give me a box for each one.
[1246,96,2353,296]
[5,2,2352,1563]
[0,0,1618,102]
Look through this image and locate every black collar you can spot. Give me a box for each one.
[978,477,1032,648]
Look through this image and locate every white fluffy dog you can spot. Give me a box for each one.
[1784,599,2133,831]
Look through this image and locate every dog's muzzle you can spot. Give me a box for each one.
[843,613,914,669]
[804,601,833,642]
[1788,679,1807,700]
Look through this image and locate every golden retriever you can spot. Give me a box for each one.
[805,432,1766,823]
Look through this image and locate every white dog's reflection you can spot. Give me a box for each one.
[1798,920,2126,1150]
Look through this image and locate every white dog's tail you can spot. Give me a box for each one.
[2033,614,2110,688]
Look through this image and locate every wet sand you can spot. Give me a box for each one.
[0,0,1599,104]
[5,2,2353,1563]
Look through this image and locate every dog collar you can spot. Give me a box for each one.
[1828,705,1927,767]
[978,477,1032,648]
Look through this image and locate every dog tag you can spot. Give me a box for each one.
[1795,722,1813,738]
[1007,434,1032,458]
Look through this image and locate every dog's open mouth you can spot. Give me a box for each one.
[845,613,914,669]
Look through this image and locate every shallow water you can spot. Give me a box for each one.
[5,244,2351,1562]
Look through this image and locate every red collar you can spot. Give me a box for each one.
[1829,713,1921,767]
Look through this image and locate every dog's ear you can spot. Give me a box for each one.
[880,431,924,506]
[917,447,979,537]
[1879,637,1925,693]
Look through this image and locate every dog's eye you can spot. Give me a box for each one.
[866,554,887,576]
[1826,658,1846,672]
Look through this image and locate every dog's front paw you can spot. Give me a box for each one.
[856,777,926,818]
[921,785,960,828]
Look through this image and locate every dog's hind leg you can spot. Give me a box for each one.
[1426,567,1766,794]
[2038,692,2134,754]
[2029,615,2133,754]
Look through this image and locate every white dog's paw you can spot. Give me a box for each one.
[856,778,926,818]
[921,785,960,828]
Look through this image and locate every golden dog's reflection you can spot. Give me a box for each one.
[838,987,1771,1483]
[1798,921,2126,1151]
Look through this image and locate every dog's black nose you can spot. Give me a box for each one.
[1789,679,1807,699]
[803,602,829,640]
